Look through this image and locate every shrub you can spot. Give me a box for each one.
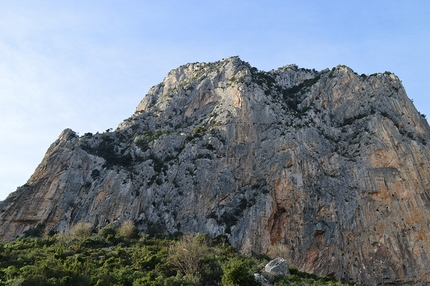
[81,137,133,168]
[70,222,93,239]
[118,220,139,240]
[163,273,197,286]
[91,169,100,180]
[221,257,259,286]
[146,223,166,239]
[211,234,229,247]
[98,226,116,239]
[23,223,46,238]
[168,234,210,276]
[193,126,207,138]
[267,243,289,259]
[289,265,299,275]
[135,137,149,152]
[0,232,352,285]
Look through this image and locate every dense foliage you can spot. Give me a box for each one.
[0,223,353,285]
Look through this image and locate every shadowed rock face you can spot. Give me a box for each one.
[1,56,430,285]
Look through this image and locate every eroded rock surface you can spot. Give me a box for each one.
[265,258,290,276]
[1,56,430,285]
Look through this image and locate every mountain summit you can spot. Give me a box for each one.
[1,56,430,285]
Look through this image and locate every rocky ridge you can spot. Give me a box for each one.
[1,56,430,285]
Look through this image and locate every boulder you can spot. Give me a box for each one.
[265,257,290,276]
[254,273,272,286]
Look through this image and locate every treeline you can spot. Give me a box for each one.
[0,222,352,285]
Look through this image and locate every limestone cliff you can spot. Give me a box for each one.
[1,56,430,285]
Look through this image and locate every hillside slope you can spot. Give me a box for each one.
[1,56,430,285]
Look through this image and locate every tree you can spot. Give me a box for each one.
[168,234,210,276]
[221,257,259,286]
[70,222,93,239]
[267,243,289,259]
[98,225,116,239]
[118,220,139,240]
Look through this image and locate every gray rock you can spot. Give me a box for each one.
[254,273,272,286]
[265,258,290,276]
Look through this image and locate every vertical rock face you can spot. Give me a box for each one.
[1,56,429,285]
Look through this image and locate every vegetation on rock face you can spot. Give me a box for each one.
[0,225,353,286]
[81,140,132,168]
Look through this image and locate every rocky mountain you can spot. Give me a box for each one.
[1,56,430,285]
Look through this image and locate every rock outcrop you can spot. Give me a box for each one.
[1,56,430,285]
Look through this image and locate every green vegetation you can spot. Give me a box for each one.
[338,113,369,127]
[134,129,173,152]
[0,224,353,285]
[250,67,320,115]
[192,126,208,138]
[281,76,320,114]
[81,136,133,168]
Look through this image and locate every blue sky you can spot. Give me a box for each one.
[0,1,429,200]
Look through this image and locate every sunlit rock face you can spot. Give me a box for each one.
[1,56,430,285]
